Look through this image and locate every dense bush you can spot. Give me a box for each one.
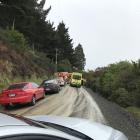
[0,28,55,91]
[0,0,86,92]
[0,28,28,52]
[84,60,140,108]
[109,88,133,107]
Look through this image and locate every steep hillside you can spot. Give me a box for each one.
[0,0,86,72]
[0,0,86,89]
[0,29,55,89]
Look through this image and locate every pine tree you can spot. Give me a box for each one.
[73,44,86,70]
[56,22,74,64]
[0,0,52,51]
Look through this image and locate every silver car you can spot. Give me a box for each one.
[0,113,127,140]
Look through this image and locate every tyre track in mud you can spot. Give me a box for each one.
[21,86,71,116]
[3,86,106,124]
[70,87,106,124]
[2,86,140,139]
[4,86,69,115]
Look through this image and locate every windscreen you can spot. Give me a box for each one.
[8,83,28,90]
[72,75,81,80]
[45,83,54,87]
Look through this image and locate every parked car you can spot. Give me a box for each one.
[41,79,60,94]
[0,112,128,140]
[0,82,45,108]
[57,77,65,86]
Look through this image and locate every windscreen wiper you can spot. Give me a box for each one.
[40,121,93,140]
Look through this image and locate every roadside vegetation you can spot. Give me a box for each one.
[126,106,140,121]
[0,28,53,90]
[84,61,140,120]
[0,0,86,91]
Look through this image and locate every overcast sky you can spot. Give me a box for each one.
[45,0,140,70]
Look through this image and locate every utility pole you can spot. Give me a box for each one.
[32,43,35,53]
[55,48,58,73]
[12,18,15,30]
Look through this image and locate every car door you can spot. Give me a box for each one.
[37,86,44,98]
[34,83,44,99]
[24,83,33,97]
[54,80,59,91]
[31,83,40,99]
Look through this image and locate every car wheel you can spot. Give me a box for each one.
[56,88,59,93]
[30,96,36,106]
[4,104,10,110]
[59,87,61,91]
[45,91,47,95]
[4,103,14,110]
[43,92,46,98]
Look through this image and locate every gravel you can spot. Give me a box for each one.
[85,88,140,140]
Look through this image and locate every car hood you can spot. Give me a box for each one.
[27,115,128,140]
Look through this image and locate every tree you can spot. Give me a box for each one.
[55,22,74,65]
[84,60,140,108]
[0,0,53,51]
[0,28,28,52]
[0,0,86,74]
[73,44,86,70]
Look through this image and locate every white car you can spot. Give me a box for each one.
[57,77,65,86]
[0,113,128,140]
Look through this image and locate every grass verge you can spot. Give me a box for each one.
[126,106,140,122]
[0,75,47,91]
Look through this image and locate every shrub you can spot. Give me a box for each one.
[0,28,28,52]
[127,106,140,121]
[109,88,133,107]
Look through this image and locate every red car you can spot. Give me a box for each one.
[0,82,45,108]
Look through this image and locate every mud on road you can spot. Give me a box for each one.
[4,86,106,124]
[2,86,140,140]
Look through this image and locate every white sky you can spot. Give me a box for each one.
[45,0,140,70]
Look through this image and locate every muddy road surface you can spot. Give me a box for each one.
[2,86,140,139]
[4,86,106,124]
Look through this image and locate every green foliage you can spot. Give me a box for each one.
[0,28,28,52]
[0,0,86,94]
[0,0,51,51]
[0,0,86,70]
[126,106,140,121]
[109,88,132,107]
[84,70,95,89]
[73,44,86,70]
[31,51,55,75]
[0,41,54,85]
[100,72,116,97]
[84,60,140,108]
[0,73,10,90]
[57,59,72,72]
[56,22,74,65]
[0,74,48,93]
